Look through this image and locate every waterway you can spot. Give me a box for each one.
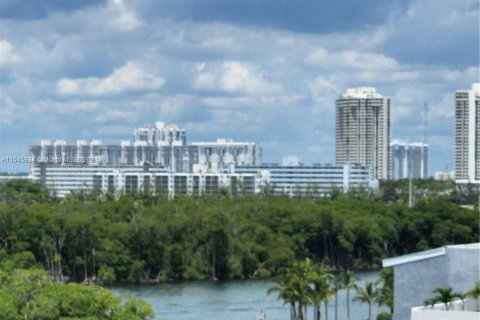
[108,271,388,320]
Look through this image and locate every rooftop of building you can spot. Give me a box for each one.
[382,243,480,268]
[190,139,258,146]
[236,163,370,169]
[391,139,428,147]
[340,87,383,99]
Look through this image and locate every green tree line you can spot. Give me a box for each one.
[0,180,478,283]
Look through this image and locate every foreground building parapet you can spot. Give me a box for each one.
[382,243,480,320]
[411,299,479,320]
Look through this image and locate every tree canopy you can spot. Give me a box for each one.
[0,180,478,283]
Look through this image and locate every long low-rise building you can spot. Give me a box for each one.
[234,163,376,196]
[30,164,267,198]
[29,162,376,198]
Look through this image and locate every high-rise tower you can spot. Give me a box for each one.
[335,87,391,180]
[455,83,480,183]
[391,140,428,180]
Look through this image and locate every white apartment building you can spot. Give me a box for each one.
[134,121,186,146]
[335,87,391,180]
[30,164,267,198]
[391,140,428,179]
[235,163,376,197]
[190,138,262,173]
[29,123,262,174]
[455,83,480,183]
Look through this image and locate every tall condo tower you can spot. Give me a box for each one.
[455,83,480,183]
[391,140,428,180]
[335,87,391,180]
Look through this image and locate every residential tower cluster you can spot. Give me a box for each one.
[26,83,480,198]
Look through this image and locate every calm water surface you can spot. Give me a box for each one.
[108,271,388,320]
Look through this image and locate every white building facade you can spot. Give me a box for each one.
[235,164,376,197]
[335,87,391,180]
[30,164,267,198]
[455,83,480,184]
[29,122,262,174]
[191,139,262,173]
[383,243,480,320]
[391,140,428,179]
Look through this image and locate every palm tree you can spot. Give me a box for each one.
[323,285,334,320]
[353,281,379,320]
[310,265,333,320]
[465,281,480,311]
[339,270,356,320]
[290,259,315,320]
[428,287,463,311]
[268,275,299,320]
[269,259,315,320]
[423,298,435,309]
[375,268,394,314]
[332,275,342,320]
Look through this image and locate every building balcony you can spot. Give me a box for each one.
[411,298,479,320]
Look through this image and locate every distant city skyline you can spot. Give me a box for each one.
[0,0,478,174]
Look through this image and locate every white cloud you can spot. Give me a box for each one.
[0,95,15,125]
[0,40,21,65]
[306,48,399,70]
[308,76,337,94]
[106,0,141,32]
[194,61,281,95]
[200,37,240,52]
[355,70,420,82]
[56,61,165,96]
[307,76,339,116]
[93,109,138,123]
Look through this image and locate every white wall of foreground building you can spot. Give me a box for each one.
[382,243,480,320]
[411,299,479,320]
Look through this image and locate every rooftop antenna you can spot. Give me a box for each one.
[424,102,428,144]
[408,175,413,208]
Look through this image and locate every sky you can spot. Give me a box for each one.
[0,0,479,174]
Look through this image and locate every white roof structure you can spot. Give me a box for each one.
[383,243,480,268]
[341,87,382,99]
[190,139,256,146]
